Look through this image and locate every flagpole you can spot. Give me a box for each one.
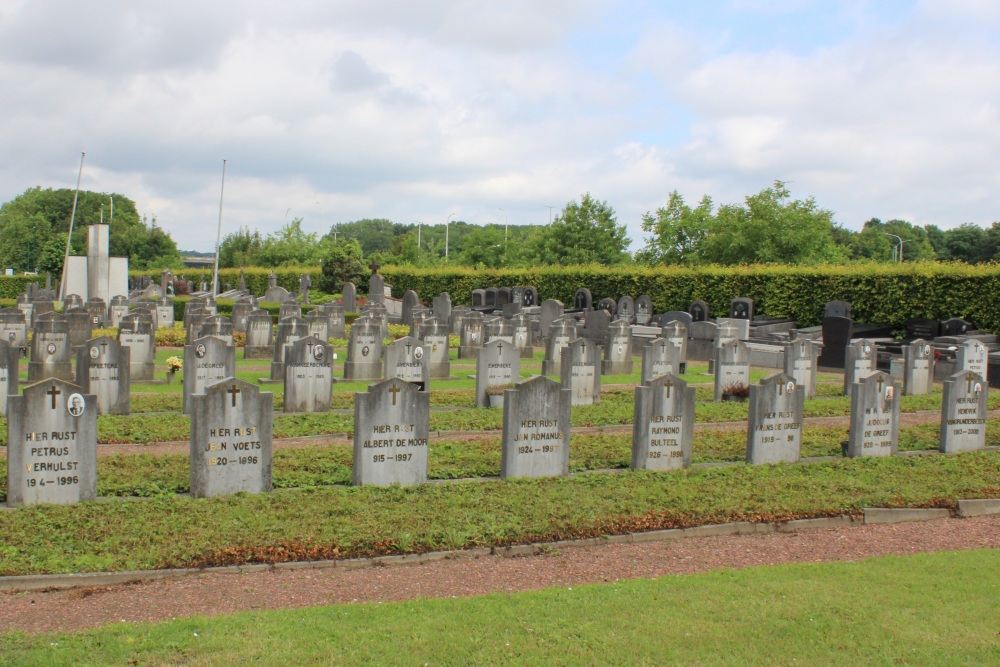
[59,152,86,301]
[211,159,227,296]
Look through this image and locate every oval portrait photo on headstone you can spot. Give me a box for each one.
[67,393,86,417]
[414,347,424,360]
[196,343,206,358]
[314,345,325,361]
[89,346,100,359]
[46,342,56,355]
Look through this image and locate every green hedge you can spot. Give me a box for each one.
[26,262,1000,334]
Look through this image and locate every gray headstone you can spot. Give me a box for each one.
[746,374,804,465]
[484,317,514,345]
[263,274,291,302]
[601,319,633,375]
[6,378,97,506]
[661,311,693,327]
[244,310,274,359]
[279,299,302,322]
[283,336,333,413]
[320,303,347,339]
[432,293,452,330]
[401,290,420,326]
[85,297,107,328]
[561,337,601,406]
[63,294,84,310]
[641,338,683,384]
[64,307,92,350]
[631,374,695,471]
[539,299,564,338]
[847,371,900,458]
[190,378,273,498]
[582,309,610,342]
[270,316,310,381]
[183,336,237,414]
[118,314,156,382]
[368,273,386,305]
[76,336,130,415]
[512,312,534,359]
[422,320,451,379]
[200,315,235,346]
[409,309,433,340]
[616,295,635,323]
[16,296,34,328]
[714,339,751,402]
[384,336,430,390]
[476,339,520,407]
[458,313,484,359]
[28,312,73,383]
[353,379,429,487]
[305,310,330,343]
[662,321,688,372]
[109,295,130,328]
[783,338,819,399]
[299,274,312,304]
[231,299,255,333]
[344,318,383,380]
[843,339,875,394]
[500,376,571,479]
[0,307,28,357]
[0,339,19,416]
[541,318,577,376]
[716,317,749,341]
[902,339,934,395]
[939,370,987,454]
[341,282,357,312]
[824,300,852,319]
[955,339,988,382]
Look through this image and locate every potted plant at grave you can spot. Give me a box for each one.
[486,382,515,408]
[165,355,183,384]
[721,381,751,402]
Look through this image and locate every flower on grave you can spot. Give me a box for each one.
[165,356,183,372]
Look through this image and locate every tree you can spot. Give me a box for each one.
[636,191,713,264]
[927,223,993,264]
[219,227,265,267]
[849,218,935,262]
[318,238,367,293]
[458,225,508,268]
[532,193,629,265]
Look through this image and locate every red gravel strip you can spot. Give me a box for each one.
[0,515,996,635]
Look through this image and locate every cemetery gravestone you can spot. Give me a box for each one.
[423,320,451,379]
[661,311,693,327]
[561,337,601,406]
[135,300,160,331]
[283,336,333,413]
[902,339,934,395]
[64,294,84,310]
[231,299,255,333]
[244,310,274,359]
[458,313,484,359]
[118,315,155,382]
[369,271,386,306]
[64,307,92,350]
[730,297,754,320]
[541,318,577,376]
[432,293,452,329]
[582,309,610,343]
[906,318,940,340]
[353,379,429,487]
[940,318,972,337]
[471,289,485,308]
[109,295,129,328]
[85,297,107,328]
[384,336,430,390]
[0,307,28,357]
[689,300,709,322]
[28,312,73,382]
[344,318,383,380]
[190,378,273,498]
[716,317,749,342]
[15,295,34,328]
[341,282,357,312]
[635,295,653,325]
[305,310,330,344]
[263,274,290,302]
[939,370,987,454]
[521,286,539,307]
[597,298,617,316]
[299,274,311,304]
[641,338,683,384]
[843,339,875,394]
[847,371,900,457]
[512,312,534,359]
[271,317,310,381]
[602,319,633,375]
[573,288,592,311]
[956,339,988,381]
[475,339,520,407]
[783,338,819,399]
[824,301,852,319]
[76,336,129,415]
[497,287,512,307]
[0,340,19,416]
[322,303,347,338]
[662,321,688,374]
[6,378,97,506]
[631,374,695,471]
[746,374,804,465]
[401,290,420,327]
[500,376,571,479]
[484,317,514,345]
[714,339,751,402]
[183,336,236,414]
[200,315,235,346]
[539,300,564,341]
[279,299,302,322]
[616,296,635,323]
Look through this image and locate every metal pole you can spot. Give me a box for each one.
[545,206,555,224]
[59,151,86,300]
[446,213,456,258]
[497,207,507,245]
[212,159,227,296]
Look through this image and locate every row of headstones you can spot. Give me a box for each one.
[9,361,987,506]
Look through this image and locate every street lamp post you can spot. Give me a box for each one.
[446,213,456,258]
[545,206,555,224]
[883,233,904,262]
[413,220,424,249]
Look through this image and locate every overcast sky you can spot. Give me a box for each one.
[0,0,996,252]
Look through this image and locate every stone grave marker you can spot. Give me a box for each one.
[344,318,383,380]
[746,373,804,465]
[369,271,386,305]
[64,293,84,310]
[109,295,129,328]
[183,336,236,414]
[902,339,934,395]
[409,309,432,339]
[512,312,534,359]
[190,378,273,498]
[0,339,19,416]
[64,307,92,350]
[597,298,617,316]
[200,315,235,346]
[341,282,357,311]
[714,339,751,402]
[484,317,514,345]
[939,370,987,454]
[824,301,852,319]
[244,310,274,359]
[401,290,420,326]
[483,287,499,308]
[15,294,34,327]
[561,337,601,406]
[730,297,754,320]
[641,338,683,384]
[118,314,155,382]
[847,371,900,458]
[299,274,311,304]
[305,310,330,343]
[905,317,939,340]
[283,336,333,413]
[263,273,290,302]
[458,313,484,359]
[716,317,749,341]
[783,338,819,399]
[85,297,107,328]
[521,286,538,307]
[631,374,695,471]
[6,378,97,506]
[353,379,429,487]
[541,318,576,376]
[843,339,875,394]
[471,289,485,307]
[231,298,255,333]
[582,309,610,342]
[0,307,28,357]
[573,288,592,311]
[279,299,302,321]
[662,321,688,374]
[321,303,347,338]
[661,311,693,327]
[423,319,451,379]
[475,339,520,407]
[500,376,571,479]
[616,295,635,323]
[940,317,972,337]
[270,316,309,381]
[384,336,430,389]
[432,293,452,329]
[955,339,988,381]
[76,336,129,415]
[689,300,709,322]
[497,287,512,307]
[539,299,564,339]
[134,300,159,331]
[602,319,633,375]
[635,295,653,325]
[28,312,73,382]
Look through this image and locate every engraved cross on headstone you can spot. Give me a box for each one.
[47,385,61,409]
[389,383,400,405]
[227,384,241,407]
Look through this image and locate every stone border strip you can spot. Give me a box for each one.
[1,500,996,594]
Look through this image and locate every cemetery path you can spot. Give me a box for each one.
[1,514,997,635]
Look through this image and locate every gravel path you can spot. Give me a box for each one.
[1,514,996,635]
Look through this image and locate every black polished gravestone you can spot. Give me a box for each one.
[7,378,97,506]
[497,288,512,307]
[190,378,273,498]
[905,318,940,341]
[0,339,19,417]
[616,296,635,323]
[689,300,709,322]
[730,297,754,321]
[521,286,538,307]
[635,295,653,325]
[573,288,593,311]
[817,316,853,369]
[183,336,237,415]
[597,298,617,316]
[471,289,485,307]
[940,317,972,337]
[28,311,73,382]
[661,310,693,327]
[76,336,130,415]
[824,300,852,319]
[484,288,499,308]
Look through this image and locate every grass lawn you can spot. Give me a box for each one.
[2,549,997,665]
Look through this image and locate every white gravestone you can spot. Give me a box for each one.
[714,339,751,401]
[631,374,695,471]
[0,340,18,416]
[384,336,430,390]
[843,339,875,394]
[641,338,683,385]
[475,339,520,407]
[783,338,819,399]
[939,370,987,454]
[283,336,333,413]
[561,337,601,406]
[847,371,900,458]
[902,339,934,395]
[746,373,804,465]
[353,379,430,487]
[344,318,384,380]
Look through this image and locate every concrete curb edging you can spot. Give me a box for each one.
[1,501,996,594]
